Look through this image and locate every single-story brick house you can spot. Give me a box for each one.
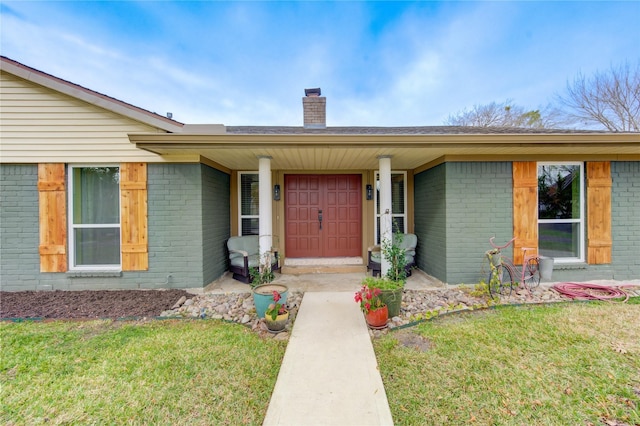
[1,56,639,291]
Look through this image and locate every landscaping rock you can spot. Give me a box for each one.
[156,285,570,338]
[171,296,186,309]
[273,332,290,341]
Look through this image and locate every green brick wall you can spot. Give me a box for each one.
[201,164,231,284]
[0,165,42,290]
[414,161,639,285]
[0,163,230,291]
[610,162,640,279]
[414,164,447,281]
[415,162,513,284]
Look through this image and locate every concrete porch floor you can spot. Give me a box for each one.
[203,268,446,294]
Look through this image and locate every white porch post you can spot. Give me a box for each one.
[258,156,273,265]
[378,155,393,276]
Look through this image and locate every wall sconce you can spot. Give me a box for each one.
[273,184,281,201]
[366,184,373,200]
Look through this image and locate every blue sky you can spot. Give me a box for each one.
[1,1,638,126]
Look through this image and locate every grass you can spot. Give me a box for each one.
[375,299,640,425]
[1,319,286,425]
[3,299,638,425]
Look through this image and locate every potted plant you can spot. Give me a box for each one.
[363,276,403,318]
[375,230,407,317]
[354,283,388,329]
[250,253,288,319]
[264,290,289,333]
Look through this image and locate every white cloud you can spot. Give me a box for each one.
[2,1,638,126]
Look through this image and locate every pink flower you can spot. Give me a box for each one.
[355,283,386,314]
[272,290,281,302]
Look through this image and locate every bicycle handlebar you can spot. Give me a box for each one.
[489,236,516,250]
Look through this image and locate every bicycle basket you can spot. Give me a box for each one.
[486,249,501,267]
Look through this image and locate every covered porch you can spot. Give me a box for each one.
[130,126,640,283]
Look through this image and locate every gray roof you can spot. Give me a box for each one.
[226,126,600,135]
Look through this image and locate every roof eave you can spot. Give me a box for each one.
[129,131,640,147]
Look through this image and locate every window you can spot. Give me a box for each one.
[375,171,407,243]
[239,172,259,236]
[68,166,121,269]
[538,163,584,262]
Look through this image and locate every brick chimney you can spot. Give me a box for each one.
[303,88,326,129]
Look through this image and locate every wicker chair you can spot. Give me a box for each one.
[367,233,417,277]
[227,236,280,283]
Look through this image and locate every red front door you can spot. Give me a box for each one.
[285,175,362,258]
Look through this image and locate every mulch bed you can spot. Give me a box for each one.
[0,289,191,320]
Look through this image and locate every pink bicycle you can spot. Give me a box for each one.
[485,237,540,298]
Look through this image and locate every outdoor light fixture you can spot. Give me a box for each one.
[366,184,373,200]
[273,184,281,201]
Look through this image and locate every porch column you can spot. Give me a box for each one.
[378,155,393,276]
[258,156,273,265]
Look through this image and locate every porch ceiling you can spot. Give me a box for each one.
[129,132,640,172]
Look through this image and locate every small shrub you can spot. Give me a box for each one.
[471,280,491,298]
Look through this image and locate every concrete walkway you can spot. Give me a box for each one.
[263,292,394,426]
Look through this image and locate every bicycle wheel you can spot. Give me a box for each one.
[524,258,540,291]
[487,264,514,298]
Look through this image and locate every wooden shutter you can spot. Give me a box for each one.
[38,164,67,272]
[512,162,538,264]
[587,162,612,264]
[120,163,148,271]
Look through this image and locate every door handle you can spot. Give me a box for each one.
[318,210,323,230]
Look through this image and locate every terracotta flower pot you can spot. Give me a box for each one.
[265,311,289,333]
[365,305,388,329]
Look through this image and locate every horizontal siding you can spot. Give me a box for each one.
[0,71,169,163]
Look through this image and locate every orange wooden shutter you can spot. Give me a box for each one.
[38,164,67,272]
[120,163,148,271]
[586,162,612,264]
[512,162,538,264]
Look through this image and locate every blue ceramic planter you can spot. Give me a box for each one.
[252,284,288,319]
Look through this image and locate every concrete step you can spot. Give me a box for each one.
[281,264,367,275]
[282,257,367,275]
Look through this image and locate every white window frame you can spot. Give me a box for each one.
[238,171,260,236]
[67,164,121,271]
[374,171,407,243]
[537,162,585,263]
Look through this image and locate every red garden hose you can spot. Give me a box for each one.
[552,282,631,302]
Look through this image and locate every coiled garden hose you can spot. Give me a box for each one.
[552,282,631,302]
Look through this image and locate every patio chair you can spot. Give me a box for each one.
[367,233,417,278]
[227,236,280,283]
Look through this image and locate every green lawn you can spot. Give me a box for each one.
[3,301,639,425]
[375,299,640,425]
[1,319,286,425]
